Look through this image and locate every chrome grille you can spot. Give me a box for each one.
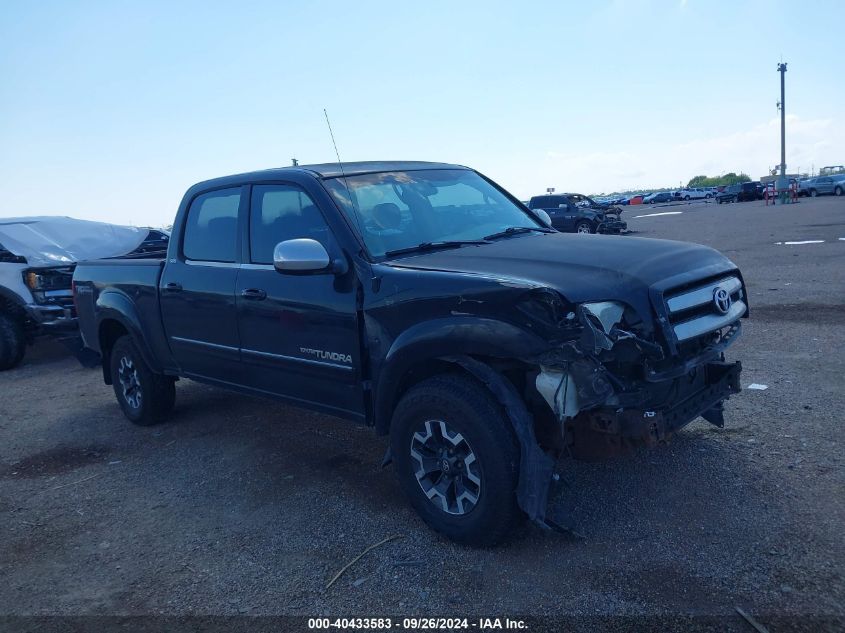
[665,276,746,342]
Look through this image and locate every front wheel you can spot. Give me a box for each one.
[684,195,690,200]
[810,189,818,197]
[110,335,175,425]
[0,312,26,371]
[575,220,594,234]
[390,374,522,546]
[835,186,843,196]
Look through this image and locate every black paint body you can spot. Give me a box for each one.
[73,162,746,435]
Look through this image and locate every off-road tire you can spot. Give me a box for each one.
[390,374,522,547]
[0,312,26,371]
[110,335,175,426]
[574,220,594,234]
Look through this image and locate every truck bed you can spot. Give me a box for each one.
[73,258,169,364]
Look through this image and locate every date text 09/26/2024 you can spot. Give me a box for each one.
[308,617,527,630]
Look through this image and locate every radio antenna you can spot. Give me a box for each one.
[323,109,361,223]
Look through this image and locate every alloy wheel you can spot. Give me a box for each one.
[118,356,142,409]
[410,420,482,515]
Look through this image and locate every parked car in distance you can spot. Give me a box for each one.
[643,192,674,204]
[528,194,627,234]
[716,183,760,204]
[72,160,747,545]
[716,185,740,204]
[804,176,845,197]
[677,188,712,200]
[0,217,169,370]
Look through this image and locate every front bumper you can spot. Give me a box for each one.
[598,219,628,234]
[24,303,78,333]
[567,360,742,460]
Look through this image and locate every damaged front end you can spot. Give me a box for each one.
[519,281,745,461]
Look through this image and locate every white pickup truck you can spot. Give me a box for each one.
[0,217,168,370]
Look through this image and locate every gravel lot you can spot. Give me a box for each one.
[1,196,843,630]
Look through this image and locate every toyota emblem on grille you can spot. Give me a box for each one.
[713,287,732,314]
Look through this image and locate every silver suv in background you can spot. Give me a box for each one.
[676,188,713,200]
[802,176,845,197]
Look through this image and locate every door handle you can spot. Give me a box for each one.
[240,288,267,301]
[164,282,182,292]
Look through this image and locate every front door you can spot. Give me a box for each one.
[160,186,244,384]
[235,183,363,418]
[817,177,833,194]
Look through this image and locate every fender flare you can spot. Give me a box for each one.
[95,290,162,375]
[442,355,558,528]
[372,316,548,435]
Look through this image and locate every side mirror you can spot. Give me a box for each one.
[273,238,331,273]
[534,208,553,226]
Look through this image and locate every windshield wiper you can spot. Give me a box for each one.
[483,226,554,241]
[384,240,489,258]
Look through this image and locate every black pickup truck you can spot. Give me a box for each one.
[73,161,747,545]
[527,194,627,234]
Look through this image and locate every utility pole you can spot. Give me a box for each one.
[777,62,787,193]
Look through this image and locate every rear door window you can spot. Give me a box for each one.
[182,188,242,262]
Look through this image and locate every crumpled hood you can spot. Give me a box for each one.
[0,216,149,267]
[387,232,737,305]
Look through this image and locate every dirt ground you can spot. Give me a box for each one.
[1,196,843,631]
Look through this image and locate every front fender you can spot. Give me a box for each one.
[372,316,548,434]
[96,290,162,373]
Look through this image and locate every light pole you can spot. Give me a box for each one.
[777,63,787,194]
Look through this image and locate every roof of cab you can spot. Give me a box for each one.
[187,161,468,193]
[298,160,465,178]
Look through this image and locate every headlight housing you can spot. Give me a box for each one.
[22,267,74,304]
[580,301,625,334]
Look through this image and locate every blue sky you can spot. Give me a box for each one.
[1,0,842,226]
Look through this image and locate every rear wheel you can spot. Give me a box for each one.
[390,374,522,546]
[110,335,175,425]
[0,312,26,371]
[835,186,843,196]
[575,220,594,234]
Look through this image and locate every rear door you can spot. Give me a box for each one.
[235,183,364,418]
[160,187,245,384]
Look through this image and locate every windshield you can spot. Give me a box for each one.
[323,169,542,258]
